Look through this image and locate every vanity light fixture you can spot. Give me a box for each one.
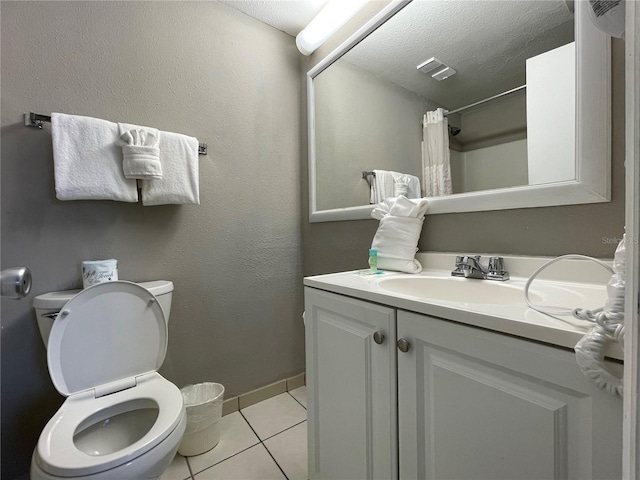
[296,0,369,55]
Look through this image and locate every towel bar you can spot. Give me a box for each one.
[362,170,375,188]
[25,112,208,155]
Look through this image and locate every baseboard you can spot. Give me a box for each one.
[222,372,306,416]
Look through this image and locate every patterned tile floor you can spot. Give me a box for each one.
[162,386,308,480]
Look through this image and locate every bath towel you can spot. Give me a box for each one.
[140,131,200,205]
[51,113,138,202]
[370,169,422,203]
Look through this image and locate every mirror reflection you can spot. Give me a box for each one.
[314,0,575,211]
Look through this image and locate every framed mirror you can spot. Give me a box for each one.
[307,0,610,222]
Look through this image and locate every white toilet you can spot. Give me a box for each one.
[31,280,187,480]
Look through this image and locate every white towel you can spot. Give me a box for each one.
[403,175,421,199]
[141,131,200,205]
[370,169,421,203]
[370,196,429,273]
[51,113,138,202]
[371,195,429,220]
[116,126,161,180]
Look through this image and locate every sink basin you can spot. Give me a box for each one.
[377,276,544,305]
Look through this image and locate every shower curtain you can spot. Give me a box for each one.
[422,108,453,197]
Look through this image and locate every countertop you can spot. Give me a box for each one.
[304,253,623,361]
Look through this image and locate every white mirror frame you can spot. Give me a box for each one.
[307,0,611,223]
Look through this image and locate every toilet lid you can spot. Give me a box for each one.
[47,281,167,396]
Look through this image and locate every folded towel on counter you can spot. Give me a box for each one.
[370,196,429,273]
[370,169,422,203]
[116,124,161,180]
[140,130,200,205]
[51,113,138,202]
[371,195,429,220]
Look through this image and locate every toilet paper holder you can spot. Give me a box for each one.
[1,267,32,299]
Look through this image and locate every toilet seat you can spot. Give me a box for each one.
[36,372,184,477]
[46,281,168,396]
[35,282,185,477]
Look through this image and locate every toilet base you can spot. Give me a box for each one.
[31,410,186,480]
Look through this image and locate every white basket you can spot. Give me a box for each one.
[178,382,225,456]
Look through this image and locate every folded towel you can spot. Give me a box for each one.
[370,196,429,273]
[51,113,138,202]
[371,195,429,220]
[370,169,422,203]
[371,217,424,273]
[116,127,161,180]
[141,131,200,205]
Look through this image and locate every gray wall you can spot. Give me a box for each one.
[302,2,625,277]
[315,60,424,210]
[1,2,303,478]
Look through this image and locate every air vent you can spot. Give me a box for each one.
[416,57,443,74]
[417,57,456,81]
[432,66,457,81]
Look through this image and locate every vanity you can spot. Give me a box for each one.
[304,253,623,480]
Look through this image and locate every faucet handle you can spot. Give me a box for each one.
[487,257,509,281]
[488,256,505,273]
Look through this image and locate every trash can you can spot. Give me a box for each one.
[178,383,225,456]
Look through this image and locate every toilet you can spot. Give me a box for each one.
[31,280,187,480]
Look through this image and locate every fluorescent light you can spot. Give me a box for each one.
[296,0,369,56]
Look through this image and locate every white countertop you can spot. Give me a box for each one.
[304,253,623,361]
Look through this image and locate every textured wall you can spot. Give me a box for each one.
[1,2,302,478]
[302,2,625,277]
[315,59,425,210]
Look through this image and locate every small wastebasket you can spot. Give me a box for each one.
[178,382,225,456]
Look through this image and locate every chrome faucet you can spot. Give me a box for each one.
[451,255,509,281]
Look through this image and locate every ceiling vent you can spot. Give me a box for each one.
[432,66,457,81]
[416,57,443,74]
[417,57,456,81]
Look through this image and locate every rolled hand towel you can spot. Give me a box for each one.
[116,128,162,179]
[370,196,429,273]
[51,113,138,202]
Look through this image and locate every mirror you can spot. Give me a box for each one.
[307,0,610,222]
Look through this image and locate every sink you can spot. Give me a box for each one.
[376,276,544,305]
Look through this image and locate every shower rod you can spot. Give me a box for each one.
[444,85,526,116]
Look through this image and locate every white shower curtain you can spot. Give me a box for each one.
[422,108,453,197]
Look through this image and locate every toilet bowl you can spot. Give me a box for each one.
[31,281,186,480]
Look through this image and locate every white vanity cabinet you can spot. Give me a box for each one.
[305,288,398,480]
[305,288,623,480]
[397,310,622,480]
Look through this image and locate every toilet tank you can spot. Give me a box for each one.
[33,280,174,347]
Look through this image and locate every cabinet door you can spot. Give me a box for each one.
[305,288,397,480]
[397,310,622,480]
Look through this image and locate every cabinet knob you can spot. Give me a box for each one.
[373,331,385,344]
[397,338,410,353]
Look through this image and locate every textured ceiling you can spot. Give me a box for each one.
[221,0,574,110]
[341,0,574,110]
[220,0,329,36]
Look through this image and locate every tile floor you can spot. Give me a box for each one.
[162,386,308,480]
